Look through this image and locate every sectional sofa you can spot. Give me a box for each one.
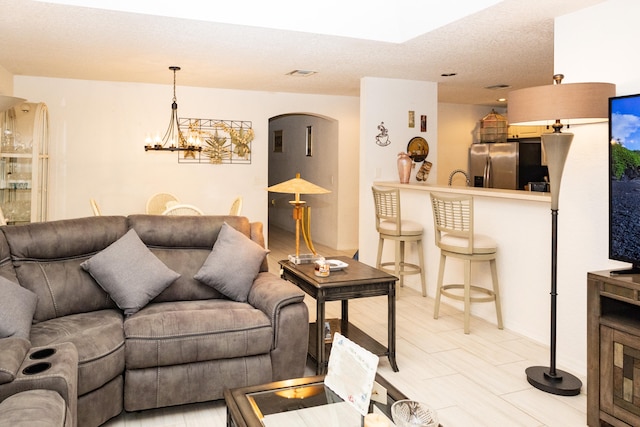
[0,215,309,426]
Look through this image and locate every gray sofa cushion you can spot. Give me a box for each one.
[127,215,263,303]
[124,299,273,369]
[1,216,128,322]
[81,229,180,316]
[0,277,36,338]
[30,309,125,396]
[194,222,269,302]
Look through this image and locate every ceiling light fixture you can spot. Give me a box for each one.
[144,66,202,154]
[485,84,511,90]
[286,70,318,77]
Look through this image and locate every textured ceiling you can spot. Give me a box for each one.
[0,0,606,106]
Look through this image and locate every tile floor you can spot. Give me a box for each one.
[104,226,588,427]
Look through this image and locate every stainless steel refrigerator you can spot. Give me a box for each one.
[468,140,547,190]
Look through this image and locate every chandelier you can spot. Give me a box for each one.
[144,66,202,154]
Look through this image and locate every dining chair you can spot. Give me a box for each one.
[229,196,242,215]
[146,193,179,214]
[90,198,101,216]
[161,204,204,216]
[0,205,7,226]
[430,192,503,333]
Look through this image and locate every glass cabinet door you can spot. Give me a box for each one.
[0,102,49,224]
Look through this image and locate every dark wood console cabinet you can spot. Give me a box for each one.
[588,271,640,426]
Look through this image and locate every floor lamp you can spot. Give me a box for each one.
[267,173,331,264]
[508,74,615,396]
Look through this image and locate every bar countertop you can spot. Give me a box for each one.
[372,181,551,203]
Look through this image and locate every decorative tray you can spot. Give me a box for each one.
[326,259,349,271]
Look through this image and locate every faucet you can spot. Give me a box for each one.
[448,169,470,186]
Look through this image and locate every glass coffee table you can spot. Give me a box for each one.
[225,374,407,427]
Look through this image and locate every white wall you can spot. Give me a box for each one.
[358,77,438,274]
[0,65,13,96]
[13,76,360,249]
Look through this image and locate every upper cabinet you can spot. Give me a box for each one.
[0,103,49,224]
[508,125,547,139]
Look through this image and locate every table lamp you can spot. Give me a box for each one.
[508,74,615,395]
[267,173,331,264]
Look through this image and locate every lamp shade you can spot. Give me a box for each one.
[508,79,615,126]
[267,173,331,195]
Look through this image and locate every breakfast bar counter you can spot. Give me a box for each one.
[362,181,552,339]
[372,181,551,203]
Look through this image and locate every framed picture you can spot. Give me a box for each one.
[421,115,427,132]
[273,130,283,152]
[408,110,415,128]
[305,125,313,156]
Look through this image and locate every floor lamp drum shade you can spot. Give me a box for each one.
[508,79,616,126]
[508,75,615,396]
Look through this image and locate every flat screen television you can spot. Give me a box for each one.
[609,93,640,274]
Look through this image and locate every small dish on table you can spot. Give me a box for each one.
[325,259,348,271]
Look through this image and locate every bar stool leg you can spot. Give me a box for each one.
[376,236,384,269]
[434,254,446,319]
[490,259,504,329]
[463,259,472,334]
[395,240,403,288]
[417,239,426,297]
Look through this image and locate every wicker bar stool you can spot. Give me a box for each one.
[430,192,503,334]
[372,186,426,296]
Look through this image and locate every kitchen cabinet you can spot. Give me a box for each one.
[587,270,640,427]
[0,103,49,224]
[507,125,546,139]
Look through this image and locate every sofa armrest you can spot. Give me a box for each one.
[248,272,309,380]
[0,337,30,385]
[248,272,306,347]
[248,272,305,324]
[0,342,78,427]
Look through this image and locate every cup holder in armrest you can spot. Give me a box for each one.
[29,348,56,360]
[22,362,51,375]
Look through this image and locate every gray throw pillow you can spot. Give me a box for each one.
[81,229,180,316]
[0,276,37,338]
[194,222,269,302]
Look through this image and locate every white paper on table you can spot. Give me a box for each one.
[262,401,361,427]
[324,332,379,416]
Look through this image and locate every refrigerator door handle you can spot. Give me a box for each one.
[484,156,491,188]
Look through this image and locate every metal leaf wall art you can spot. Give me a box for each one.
[178,118,253,164]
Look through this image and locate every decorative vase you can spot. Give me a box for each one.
[397,152,412,183]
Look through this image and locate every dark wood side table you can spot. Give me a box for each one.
[587,270,640,427]
[279,256,398,374]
